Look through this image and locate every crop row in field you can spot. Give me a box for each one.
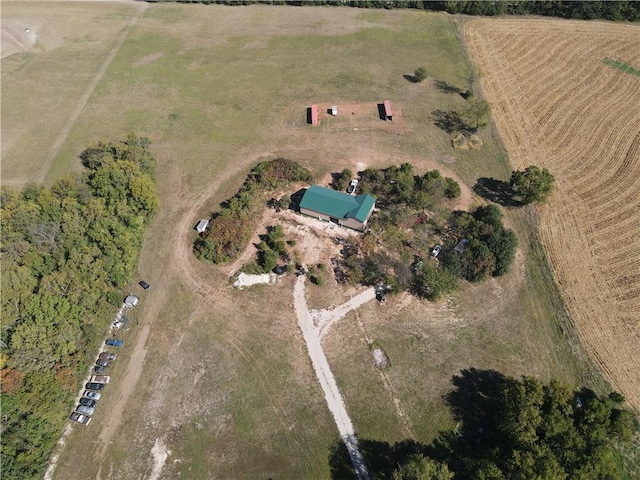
[465,18,640,411]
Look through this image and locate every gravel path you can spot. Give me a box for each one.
[293,276,373,480]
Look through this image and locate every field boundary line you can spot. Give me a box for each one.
[38,2,148,183]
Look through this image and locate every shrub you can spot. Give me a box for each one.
[414,66,428,82]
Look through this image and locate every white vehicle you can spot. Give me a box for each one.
[83,390,101,400]
[431,244,442,257]
[347,179,359,195]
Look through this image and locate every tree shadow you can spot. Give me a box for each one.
[431,110,466,134]
[403,73,419,83]
[329,437,429,479]
[473,177,522,207]
[434,80,472,99]
[435,79,462,94]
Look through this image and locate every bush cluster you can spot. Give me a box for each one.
[359,163,460,209]
[194,158,311,263]
[441,205,517,282]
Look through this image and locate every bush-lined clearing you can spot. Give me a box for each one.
[465,18,640,411]
[1,3,623,479]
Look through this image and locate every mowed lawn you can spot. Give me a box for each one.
[3,4,608,479]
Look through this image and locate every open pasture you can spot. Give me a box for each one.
[1,1,140,185]
[2,3,620,479]
[465,18,640,411]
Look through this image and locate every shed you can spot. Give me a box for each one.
[383,100,393,121]
[125,295,139,307]
[299,185,375,232]
[311,104,319,125]
[196,219,209,233]
[331,105,338,116]
[454,239,469,254]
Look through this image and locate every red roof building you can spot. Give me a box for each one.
[383,100,393,121]
[311,104,318,125]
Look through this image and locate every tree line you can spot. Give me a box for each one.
[0,135,159,480]
[150,1,640,22]
[330,369,639,479]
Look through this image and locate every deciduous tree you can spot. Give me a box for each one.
[509,166,555,204]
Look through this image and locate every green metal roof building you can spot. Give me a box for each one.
[299,185,376,232]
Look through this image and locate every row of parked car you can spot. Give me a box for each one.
[69,342,123,426]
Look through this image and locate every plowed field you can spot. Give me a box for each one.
[465,19,640,410]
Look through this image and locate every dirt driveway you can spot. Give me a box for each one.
[293,276,374,480]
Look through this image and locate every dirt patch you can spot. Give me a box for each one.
[132,51,164,67]
[148,438,170,480]
[305,101,407,135]
[372,348,388,369]
[1,18,39,58]
[233,272,278,289]
[466,18,640,410]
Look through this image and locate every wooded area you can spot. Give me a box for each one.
[0,136,159,480]
[330,370,639,479]
[334,164,516,301]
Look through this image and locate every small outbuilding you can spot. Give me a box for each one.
[331,105,338,116]
[383,100,393,121]
[196,219,209,233]
[125,295,139,307]
[454,238,469,253]
[310,104,319,125]
[299,185,375,232]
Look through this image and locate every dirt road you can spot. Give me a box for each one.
[294,276,373,480]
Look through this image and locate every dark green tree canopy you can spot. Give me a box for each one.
[509,166,555,204]
[330,370,638,479]
[432,369,639,480]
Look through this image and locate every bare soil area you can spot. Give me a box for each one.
[465,18,640,410]
[310,101,408,135]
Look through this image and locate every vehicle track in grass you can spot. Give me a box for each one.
[38,1,148,184]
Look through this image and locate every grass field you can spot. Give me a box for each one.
[465,17,640,413]
[1,3,624,479]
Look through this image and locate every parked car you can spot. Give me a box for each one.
[85,382,105,391]
[79,397,96,408]
[83,390,101,400]
[99,352,116,361]
[69,411,91,425]
[93,366,107,375]
[105,339,123,347]
[76,405,95,416]
[90,375,110,384]
[431,244,442,258]
[96,359,112,368]
[139,280,151,290]
[347,178,359,195]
